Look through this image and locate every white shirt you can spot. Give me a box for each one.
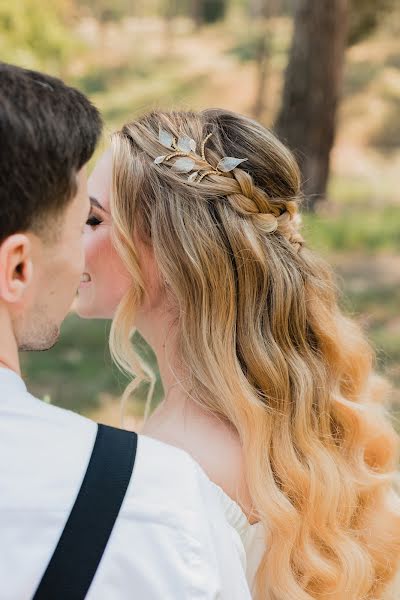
[0,368,251,600]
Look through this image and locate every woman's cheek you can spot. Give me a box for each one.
[83,227,131,317]
[99,235,131,313]
[86,228,110,277]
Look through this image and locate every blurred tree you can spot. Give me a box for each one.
[0,0,77,74]
[78,0,134,22]
[248,0,265,18]
[162,0,177,55]
[250,0,279,120]
[275,0,349,210]
[348,0,394,45]
[247,0,291,17]
[191,0,227,27]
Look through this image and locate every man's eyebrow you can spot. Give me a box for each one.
[89,196,107,212]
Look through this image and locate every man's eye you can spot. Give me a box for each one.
[86,216,102,227]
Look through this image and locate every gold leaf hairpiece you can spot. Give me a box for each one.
[154,127,247,183]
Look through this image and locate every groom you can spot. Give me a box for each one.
[0,63,250,599]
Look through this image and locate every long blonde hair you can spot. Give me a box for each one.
[110,109,400,599]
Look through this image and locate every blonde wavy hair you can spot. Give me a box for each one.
[109,109,400,599]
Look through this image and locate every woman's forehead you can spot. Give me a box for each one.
[88,149,112,210]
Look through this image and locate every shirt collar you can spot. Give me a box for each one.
[0,367,27,393]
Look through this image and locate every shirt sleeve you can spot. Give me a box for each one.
[86,435,252,600]
[86,507,223,600]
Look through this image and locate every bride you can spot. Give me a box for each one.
[76,108,400,599]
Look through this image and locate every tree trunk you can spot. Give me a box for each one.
[163,0,176,56]
[248,0,267,18]
[190,0,203,28]
[252,30,270,121]
[252,0,278,121]
[274,0,349,210]
[190,0,227,26]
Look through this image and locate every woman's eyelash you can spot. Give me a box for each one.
[86,215,102,227]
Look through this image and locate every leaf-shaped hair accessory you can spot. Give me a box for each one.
[153,126,249,185]
[217,157,248,173]
[177,135,196,153]
[172,157,196,173]
[188,171,199,182]
[158,127,174,148]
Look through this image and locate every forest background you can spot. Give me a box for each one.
[2,0,399,432]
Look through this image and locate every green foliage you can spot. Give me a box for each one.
[387,51,400,70]
[75,63,153,95]
[340,281,400,388]
[373,327,400,370]
[0,0,78,72]
[370,103,400,154]
[200,0,227,24]
[304,205,400,254]
[21,314,163,415]
[78,0,134,22]
[89,61,208,130]
[227,26,288,63]
[343,60,380,95]
[348,0,395,45]
[20,316,120,413]
[328,175,395,206]
[228,31,266,62]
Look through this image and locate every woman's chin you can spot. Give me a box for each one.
[73,303,93,319]
[73,296,97,319]
[74,300,114,320]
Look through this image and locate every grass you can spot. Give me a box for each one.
[21,316,122,414]
[327,174,396,205]
[371,103,400,154]
[339,273,400,390]
[20,315,163,416]
[343,60,381,96]
[304,204,400,254]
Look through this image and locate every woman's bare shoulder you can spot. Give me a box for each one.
[142,403,254,520]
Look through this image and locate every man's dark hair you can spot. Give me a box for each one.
[0,62,102,242]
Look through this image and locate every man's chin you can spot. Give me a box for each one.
[18,328,60,352]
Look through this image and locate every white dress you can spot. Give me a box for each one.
[207,480,266,595]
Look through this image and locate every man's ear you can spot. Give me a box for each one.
[0,234,33,303]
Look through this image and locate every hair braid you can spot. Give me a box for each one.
[222,167,305,252]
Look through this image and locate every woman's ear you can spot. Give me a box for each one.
[0,234,33,303]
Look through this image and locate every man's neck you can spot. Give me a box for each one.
[0,305,20,375]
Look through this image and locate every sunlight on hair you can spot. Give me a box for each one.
[109,108,400,600]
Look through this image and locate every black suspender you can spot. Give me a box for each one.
[33,424,137,600]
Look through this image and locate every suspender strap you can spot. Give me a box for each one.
[33,424,137,600]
